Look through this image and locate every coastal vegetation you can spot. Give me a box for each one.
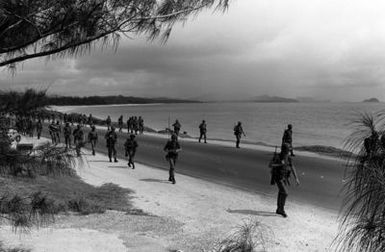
[46,95,200,106]
[336,113,385,251]
[0,89,141,231]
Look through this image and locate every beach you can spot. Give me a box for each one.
[0,126,343,251]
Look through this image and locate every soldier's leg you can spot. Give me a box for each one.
[204,133,207,143]
[108,147,112,162]
[170,158,176,184]
[199,133,202,143]
[113,145,118,162]
[236,135,240,148]
[276,180,288,217]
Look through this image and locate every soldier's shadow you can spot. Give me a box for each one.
[140,178,171,184]
[226,209,277,217]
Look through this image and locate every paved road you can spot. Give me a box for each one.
[43,126,346,211]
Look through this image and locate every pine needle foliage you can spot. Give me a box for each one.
[335,112,385,251]
[209,219,272,252]
[0,0,230,68]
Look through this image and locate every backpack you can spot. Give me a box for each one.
[268,146,281,185]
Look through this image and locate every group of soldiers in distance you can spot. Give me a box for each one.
[11,112,299,217]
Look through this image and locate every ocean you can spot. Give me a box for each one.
[54,102,385,149]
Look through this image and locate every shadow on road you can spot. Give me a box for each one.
[140,178,171,184]
[226,209,278,217]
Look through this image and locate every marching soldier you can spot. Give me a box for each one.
[269,143,300,217]
[36,119,43,140]
[172,120,181,136]
[63,122,72,149]
[124,134,138,169]
[118,115,123,132]
[88,125,98,155]
[282,124,295,156]
[73,124,84,157]
[164,134,181,184]
[106,115,112,130]
[105,126,118,162]
[233,121,246,148]
[198,120,207,143]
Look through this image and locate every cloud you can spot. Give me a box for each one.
[1,0,385,101]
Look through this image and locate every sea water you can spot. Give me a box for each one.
[54,102,385,149]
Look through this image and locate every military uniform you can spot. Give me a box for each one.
[282,125,294,156]
[124,135,138,169]
[64,124,72,148]
[88,128,98,155]
[73,126,84,157]
[105,129,118,162]
[199,121,207,143]
[233,123,245,148]
[164,137,181,184]
[172,120,181,136]
[36,120,43,139]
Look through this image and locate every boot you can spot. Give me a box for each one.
[277,193,288,218]
[114,158,118,163]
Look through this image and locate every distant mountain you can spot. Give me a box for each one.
[46,95,201,106]
[362,98,380,103]
[250,95,298,103]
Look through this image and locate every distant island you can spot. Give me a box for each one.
[46,95,201,106]
[362,98,380,103]
[250,95,298,103]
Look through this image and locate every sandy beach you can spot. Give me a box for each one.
[0,132,343,251]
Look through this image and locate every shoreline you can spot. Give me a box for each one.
[50,106,351,159]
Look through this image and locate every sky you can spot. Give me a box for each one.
[1,0,385,101]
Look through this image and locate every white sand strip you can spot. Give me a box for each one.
[78,149,339,251]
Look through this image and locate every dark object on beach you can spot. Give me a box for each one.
[269,143,300,218]
[105,126,118,162]
[164,134,181,184]
[124,134,138,169]
[88,125,98,156]
[172,120,181,136]
[282,124,295,156]
[233,121,246,148]
[199,120,207,143]
[73,124,84,157]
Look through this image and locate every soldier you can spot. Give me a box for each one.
[88,125,98,155]
[27,117,34,137]
[172,120,181,136]
[118,115,123,132]
[36,119,43,140]
[124,134,138,169]
[269,143,300,217]
[198,120,207,143]
[55,120,61,143]
[138,116,144,134]
[48,121,57,144]
[106,115,112,130]
[105,126,118,162]
[282,124,295,156]
[63,122,72,149]
[88,114,93,126]
[164,134,181,184]
[73,124,84,157]
[133,116,139,135]
[233,121,246,148]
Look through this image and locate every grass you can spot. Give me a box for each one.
[0,175,143,216]
[209,219,272,252]
[0,242,30,252]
